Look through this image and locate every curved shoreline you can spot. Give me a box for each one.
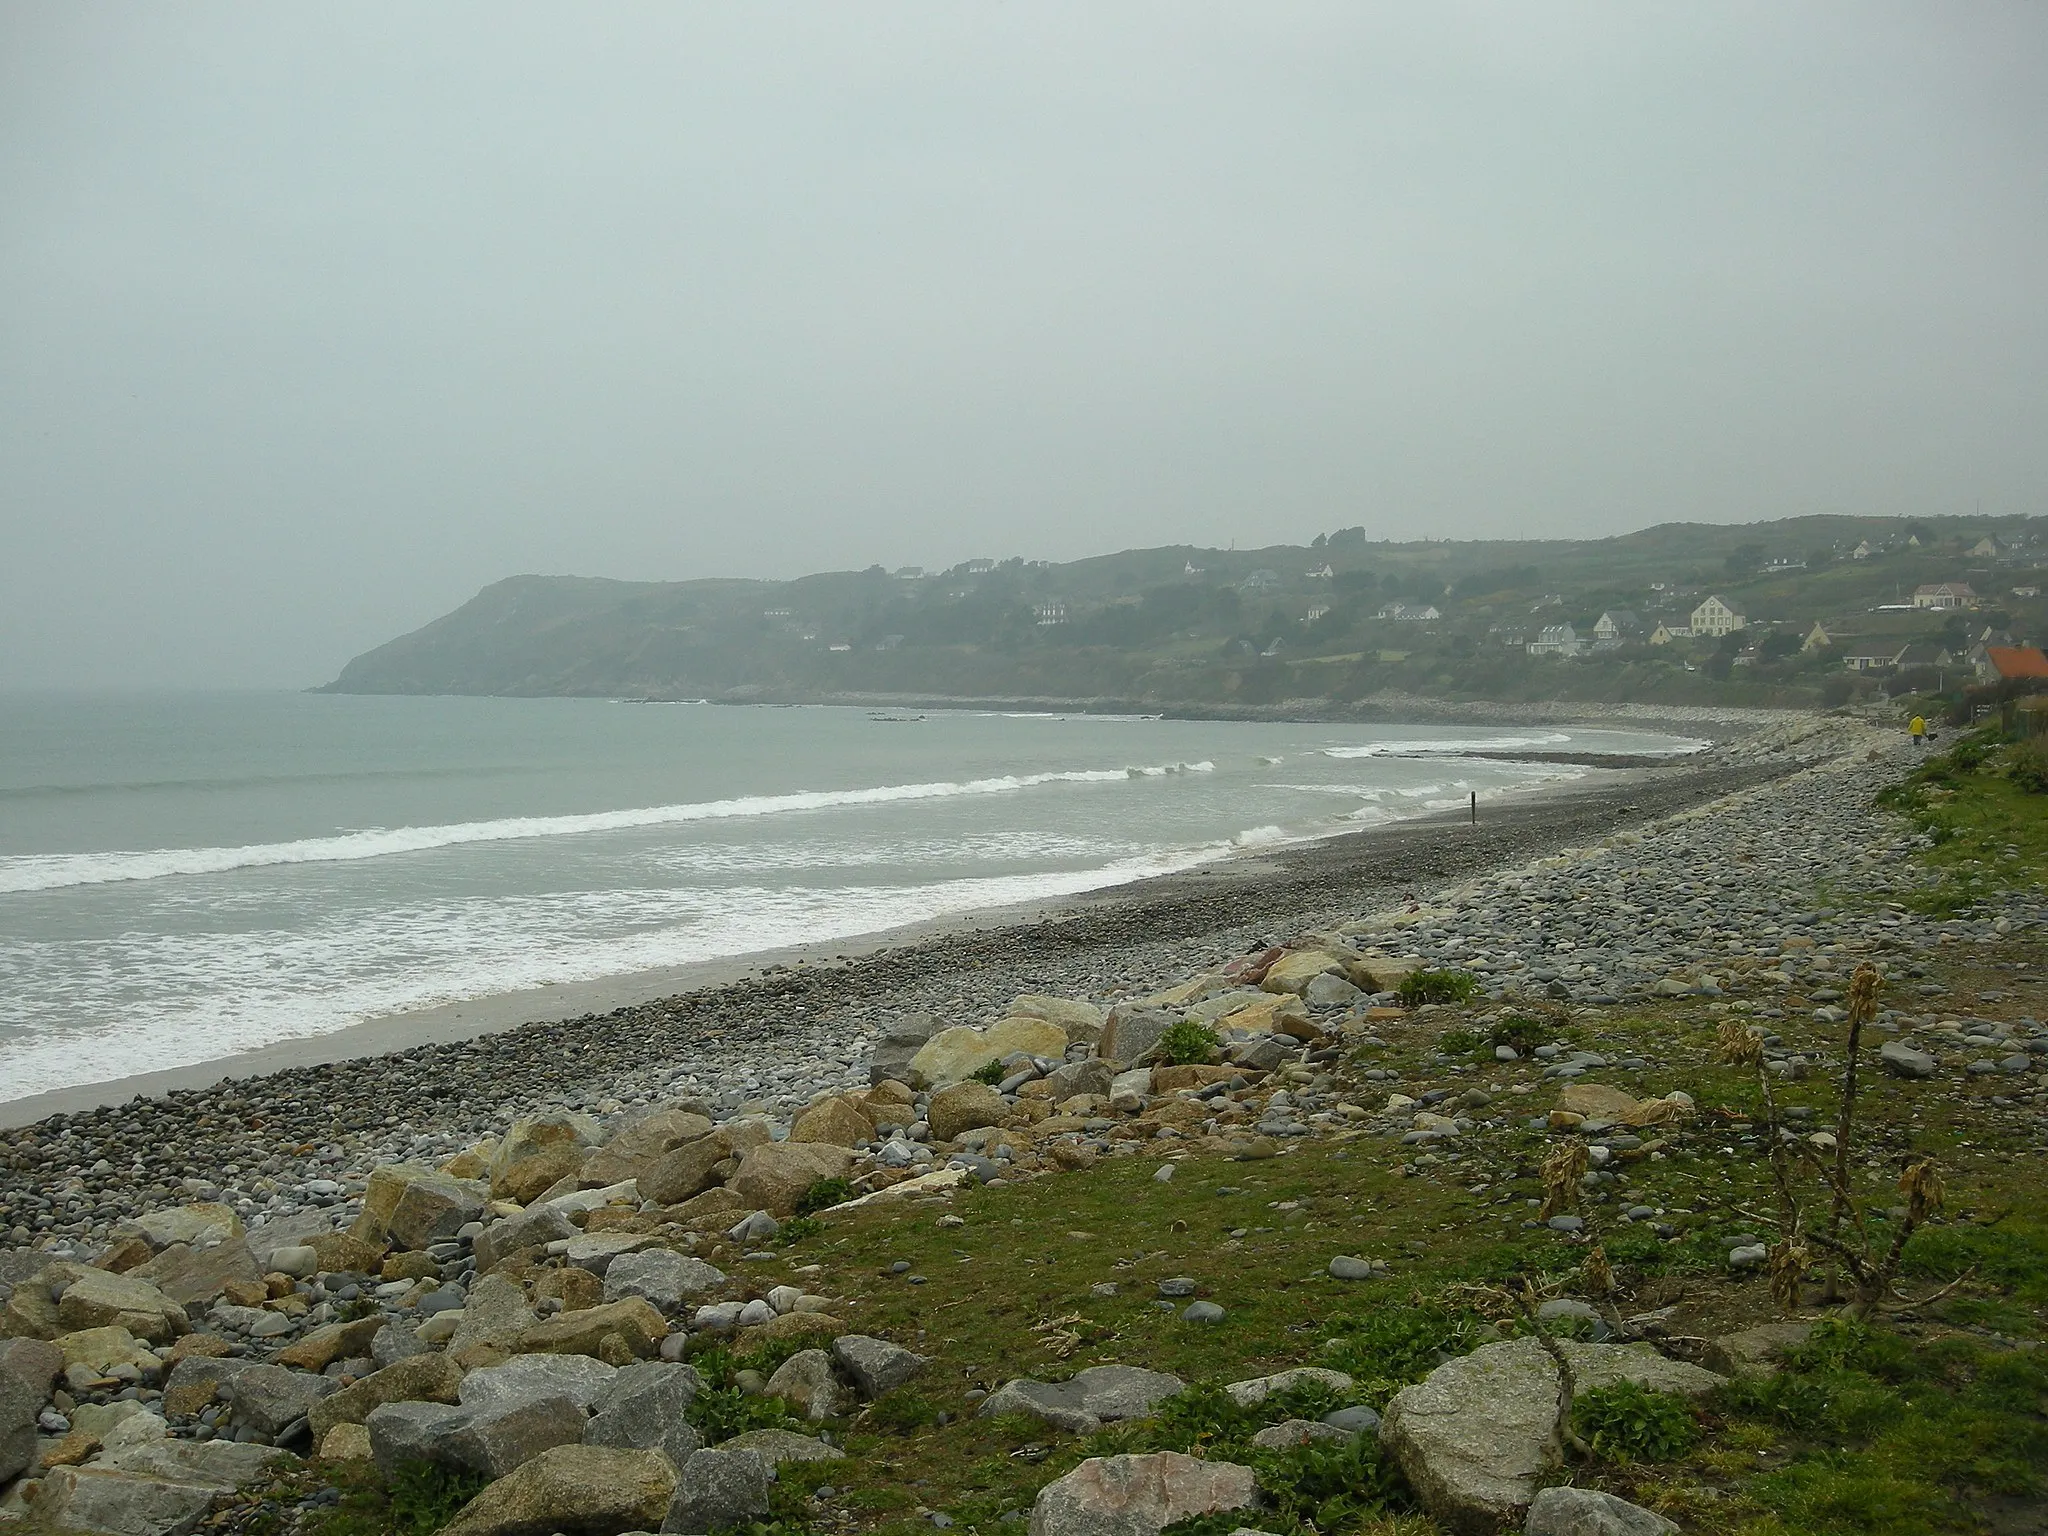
[0,742,1781,1133]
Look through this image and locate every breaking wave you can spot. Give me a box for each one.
[0,764,1211,894]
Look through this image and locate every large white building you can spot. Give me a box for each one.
[1690,595,1747,637]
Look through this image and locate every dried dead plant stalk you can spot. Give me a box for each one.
[1539,1142,1589,1220]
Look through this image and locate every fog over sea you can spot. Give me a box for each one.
[0,694,1704,1103]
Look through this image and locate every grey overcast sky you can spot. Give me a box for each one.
[3,4,2045,687]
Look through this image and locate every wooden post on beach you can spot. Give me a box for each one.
[1470,790,1477,825]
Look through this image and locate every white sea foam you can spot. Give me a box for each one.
[1232,825,1291,847]
[1321,732,1575,758]
[0,845,1227,1103]
[0,764,1207,894]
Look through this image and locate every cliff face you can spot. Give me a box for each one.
[318,515,2044,704]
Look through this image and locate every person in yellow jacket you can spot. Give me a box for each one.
[1910,714,1927,744]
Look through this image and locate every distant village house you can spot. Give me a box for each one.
[1912,583,1978,611]
[1977,645,2048,684]
[1689,595,1746,637]
[1527,623,1585,658]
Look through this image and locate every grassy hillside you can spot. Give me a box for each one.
[321,515,2048,709]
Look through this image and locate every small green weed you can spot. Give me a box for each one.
[1397,969,1478,1006]
[1319,1304,1484,1403]
[384,1460,491,1534]
[794,1178,856,1216]
[1489,1015,1553,1053]
[1571,1380,1700,1464]
[972,1058,1008,1086]
[1156,1018,1221,1066]
[1436,1028,1481,1055]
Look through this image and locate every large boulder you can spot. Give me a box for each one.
[0,1258,63,1339]
[583,1360,704,1468]
[0,1337,63,1483]
[763,1348,839,1421]
[1705,1323,1813,1377]
[563,1233,663,1277]
[639,1122,773,1207]
[1525,1486,1679,1536]
[518,1298,668,1361]
[440,1444,677,1536]
[461,1354,619,1413]
[449,1273,541,1367]
[1258,950,1349,996]
[161,1355,260,1418]
[1097,1009,1178,1069]
[354,1164,488,1250]
[727,1142,859,1216]
[788,1095,875,1149]
[491,1112,605,1204]
[309,1351,466,1439]
[719,1427,846,1469]
[32,1464,218,1535]
[604,1250,728,1315]
[1006,994,1105,1045]
[580,1108,716,1188]
[54,1325,158,1376]
[134,1238,263,1308]
[1043,1058,1117,1103]
[367,1400,471,1474]
[36,1437,296,1536]
[474,1204,580,1275]
[445,1395,591,1479]
[370,1390,589,1481]
[662,1446,772,1534]
[831,1335,925,1399]
[1028,1452,1259,1536]
[389,1173,489,1251]
[980,1366,1184,1434]
[911,1018,1069,1087]
[871,1011,943,1087]
[1380,1340,1723,1533]
[131,1204,244,1252]
[274,1315,386,1373]
[226,1363,340,1437]
[926,1082,1009,1143]
[56,1268,188,1343]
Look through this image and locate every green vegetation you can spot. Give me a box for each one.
[322,513,2046,709]
[1572,1381,1701,1464]
[1719,1321,2048,1535]
[971,1058,1009,1086]
[1156,1018,1222,1066]
[1877,722,2048,915]
[795,1177,857,1215]
[1395,969,1479,1007]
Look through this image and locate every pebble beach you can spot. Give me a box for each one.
[4,707,2044,1535]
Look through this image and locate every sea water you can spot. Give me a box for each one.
[0,692,1702,1101]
